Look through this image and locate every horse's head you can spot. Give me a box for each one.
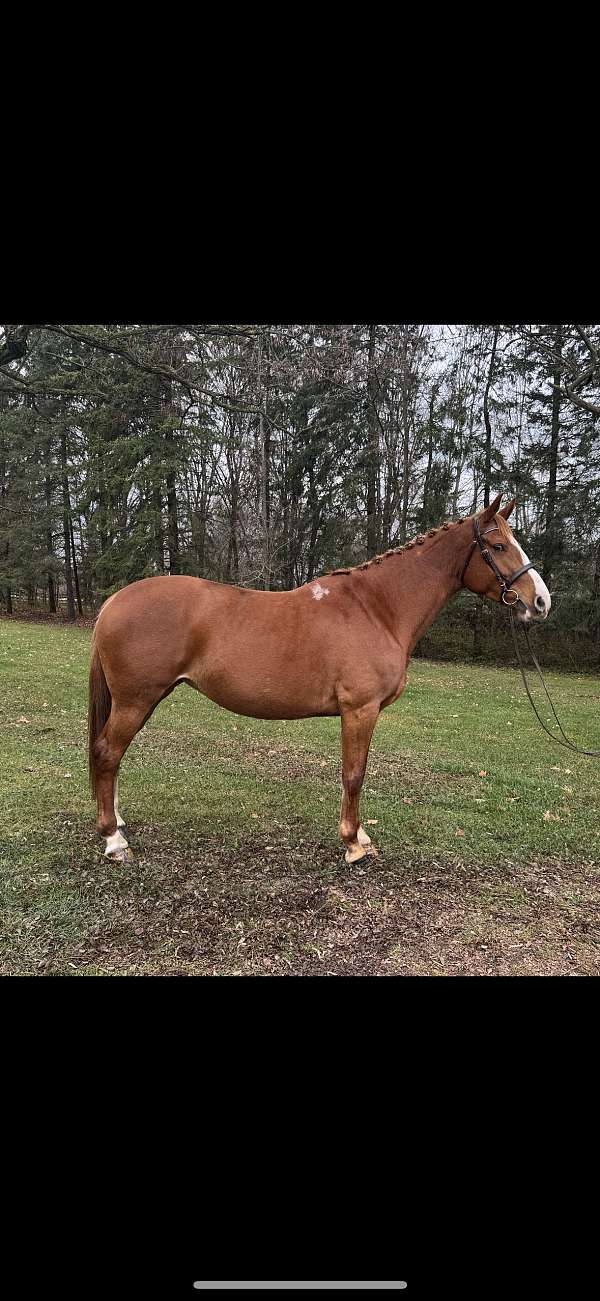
[461,493,551,622]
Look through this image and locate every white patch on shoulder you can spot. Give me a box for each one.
[311,581,330,600]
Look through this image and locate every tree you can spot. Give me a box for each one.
[1,321,598,666]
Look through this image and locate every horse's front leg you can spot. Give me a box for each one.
[114,776,126,829]
[339,702,380,864]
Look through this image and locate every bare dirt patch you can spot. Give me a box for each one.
[9,828,599,976]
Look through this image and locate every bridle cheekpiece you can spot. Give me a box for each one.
[459,514,600,756]
[460,515,535,608]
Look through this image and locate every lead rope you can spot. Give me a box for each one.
[508,606,600,757]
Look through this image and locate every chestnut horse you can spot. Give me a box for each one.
[88,494,550,863]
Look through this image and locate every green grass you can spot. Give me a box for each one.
[2,616,600,975]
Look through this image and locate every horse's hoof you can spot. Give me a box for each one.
[344,844,368,865]
[357,828,379,856]
[106,846,133,863]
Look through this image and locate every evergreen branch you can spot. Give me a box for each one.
[0,325,31,368]
[41,325,281,425]
[551,384,600,418]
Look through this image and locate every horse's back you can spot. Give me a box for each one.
[96,574,300,644]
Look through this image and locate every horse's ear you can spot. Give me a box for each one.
[478,493,502,527]
[499,497,515,521]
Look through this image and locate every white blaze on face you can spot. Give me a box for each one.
[311,581,330,601]
[514,539,551,617]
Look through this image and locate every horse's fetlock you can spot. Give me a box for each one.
[97,812,117,838]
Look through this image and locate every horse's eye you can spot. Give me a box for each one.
[493,544,504,551]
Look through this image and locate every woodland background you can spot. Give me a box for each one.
[1,323,599,667]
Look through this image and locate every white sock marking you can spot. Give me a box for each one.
[105,828,129,856]
[114,776,126,828]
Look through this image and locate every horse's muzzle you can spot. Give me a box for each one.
[518,597,550,623]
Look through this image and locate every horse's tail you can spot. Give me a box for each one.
[88,636,111,798]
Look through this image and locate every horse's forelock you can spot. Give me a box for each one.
[495,513,514,543]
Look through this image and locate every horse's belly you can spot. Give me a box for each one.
[191,661,339,721]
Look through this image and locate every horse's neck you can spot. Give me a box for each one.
[364,525,469,651]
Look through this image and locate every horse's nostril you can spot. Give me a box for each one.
[535,595,546,611]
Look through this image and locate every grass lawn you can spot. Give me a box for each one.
[2,615,600,975]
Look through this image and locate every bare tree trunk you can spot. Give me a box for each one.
[152,485,165,573]
[60,426,76,621]
[195,464,208,575]
[77,512,92,607]
[421,386,436,527]
[543,325,562,583]
[225,478,240,584]
[161,372,181,576]
[399,329,413,543]
[281,423,290,584]
[514,379,525,534]
[97,433,109,588]
[0,400,12,613]
[166,470,180,574]
[482,325,499,507]
[45,436,57,612]
[70,516,83,615]
[592,541,600,653]
[366,325,379,556]
[306,464,320,582]
[451,468,464,518]
[258,329,272,588]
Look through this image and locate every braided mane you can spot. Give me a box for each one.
[325,517,468,577]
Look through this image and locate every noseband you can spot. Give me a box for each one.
[460,516,535,607]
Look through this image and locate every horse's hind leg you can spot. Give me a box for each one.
[339,702,380,864]
[93,702,149,859]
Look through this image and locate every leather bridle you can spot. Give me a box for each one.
[460,514,600,755]
[460,515,535,607]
